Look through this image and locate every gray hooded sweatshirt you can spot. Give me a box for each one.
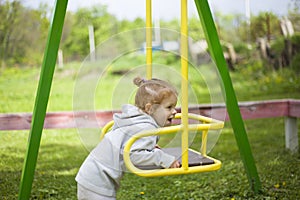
[75,104,176,197]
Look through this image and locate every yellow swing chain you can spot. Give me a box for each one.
[146,0,152,80]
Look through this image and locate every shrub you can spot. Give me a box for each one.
[291,52,300,73]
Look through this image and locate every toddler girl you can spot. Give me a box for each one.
[76,77,180,200]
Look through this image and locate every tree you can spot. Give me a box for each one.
[62,4,119,61]
[250,12,281,42]
[0,0,49,67]
[288,0,300,32]
[0,0,22,67]
[188,15,205,41]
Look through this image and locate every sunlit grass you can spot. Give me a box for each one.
[0,59,299,199]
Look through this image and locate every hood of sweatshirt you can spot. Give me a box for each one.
[112,104,159,130]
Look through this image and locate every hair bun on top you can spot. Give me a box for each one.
[133,77,146,87]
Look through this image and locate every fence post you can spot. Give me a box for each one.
[285,117,298,153]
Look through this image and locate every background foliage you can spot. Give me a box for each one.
[0,0,300,68]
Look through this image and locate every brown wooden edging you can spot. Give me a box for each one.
[1,99,299,130]
[0,99,299,152]
[0,111,116,131]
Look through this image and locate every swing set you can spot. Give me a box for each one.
[18,0,261,199]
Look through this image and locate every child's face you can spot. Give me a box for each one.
[149,94,177,127]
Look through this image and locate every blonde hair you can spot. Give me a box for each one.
[133,77,178,111]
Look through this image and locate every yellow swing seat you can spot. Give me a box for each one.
[100,113,224,177]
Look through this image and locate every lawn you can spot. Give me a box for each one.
[0,56,299,199]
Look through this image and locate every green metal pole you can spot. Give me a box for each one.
[18,0,68,199]
[194,0,261,193]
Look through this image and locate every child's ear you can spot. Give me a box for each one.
[144,103,152,114]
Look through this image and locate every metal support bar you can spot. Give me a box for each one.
[194,0,261,193]
[18,0,68,199]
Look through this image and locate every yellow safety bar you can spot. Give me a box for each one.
[100,113,222,141]
[100,120,114,141]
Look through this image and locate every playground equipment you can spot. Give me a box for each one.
[18,0,262,199]
[98,0,225,176]
[101,113,224,176]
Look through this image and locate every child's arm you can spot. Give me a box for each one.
[155,145,180,168]
[128,135,179,169]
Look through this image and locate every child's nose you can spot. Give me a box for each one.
[172,109,177,115]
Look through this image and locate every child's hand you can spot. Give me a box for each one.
[169,160,181,168]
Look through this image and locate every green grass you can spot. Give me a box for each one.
[0,57,300,199]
